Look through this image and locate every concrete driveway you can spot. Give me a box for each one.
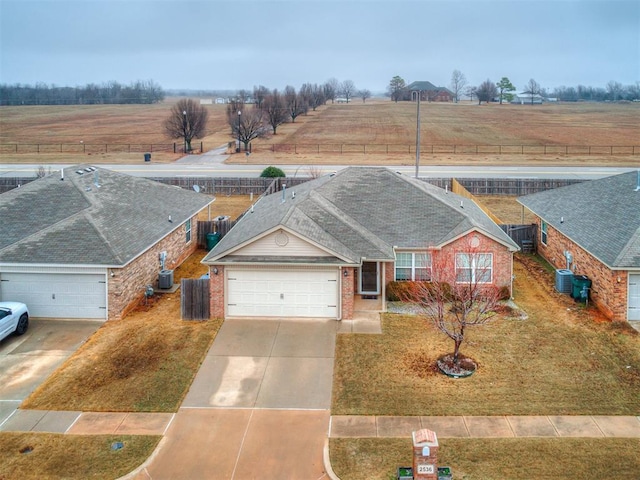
[0,319,101,426]
[131,319,337,480]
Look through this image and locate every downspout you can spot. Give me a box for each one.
[338,266,343,321]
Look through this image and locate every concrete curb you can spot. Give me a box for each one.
[323,437,341,480]
[117,436,169,480]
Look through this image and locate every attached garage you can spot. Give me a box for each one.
[629,274,640,321]
[226,267,339,318]
[0,271,107,319]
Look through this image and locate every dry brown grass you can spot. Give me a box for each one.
[19,195,254,413]
[1,100,638,167]
[21,248,221,412]
[330,437,640,480]
[0,433,160,480]
[332,254,640,416]
[476,195,537,224]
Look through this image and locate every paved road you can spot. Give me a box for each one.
[0,161,636,180]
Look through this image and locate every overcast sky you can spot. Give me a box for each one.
[1,0,638,93]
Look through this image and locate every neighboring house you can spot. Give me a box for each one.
[0,165,213,321]
[404,81,454,102]
[512,92,544,104]
[203,167,519,320]
[518,171,640,322]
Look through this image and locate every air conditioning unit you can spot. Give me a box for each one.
[555,269,573,294]
[158,269,174,289]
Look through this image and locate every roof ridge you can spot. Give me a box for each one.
[309,189,394,257]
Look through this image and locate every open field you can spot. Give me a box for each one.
[1,99,638,166]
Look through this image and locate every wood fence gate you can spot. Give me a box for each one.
[181,278,210,320]
[501,224,538,253]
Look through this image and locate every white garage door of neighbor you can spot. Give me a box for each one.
[629,274,640,321]
[0,272,107,319]
[227,268,339,318]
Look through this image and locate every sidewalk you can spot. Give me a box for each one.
[330,414,640,438]
[3,409,639,439]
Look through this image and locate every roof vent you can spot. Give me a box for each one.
[76,170,84,175]
[635,170,640,192]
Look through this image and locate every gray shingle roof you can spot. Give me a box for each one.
[0,165,213,266]
[204,167,518,264]
[517,171,640,268]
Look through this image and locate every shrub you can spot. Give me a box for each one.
[260,166,286,178]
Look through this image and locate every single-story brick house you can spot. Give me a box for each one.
[0,165,213,320]
[518,171,640,322]
[203,167,519,320]
[404,81,454,102]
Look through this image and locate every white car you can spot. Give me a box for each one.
[0,301,29,342]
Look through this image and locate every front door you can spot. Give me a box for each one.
[360,262,379,295]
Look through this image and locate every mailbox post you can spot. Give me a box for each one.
[412,429,439,480]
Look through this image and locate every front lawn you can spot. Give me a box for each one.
[330,438,640,480]
[332,255,640,416]
[21,250,222,412]
[0,433,160,480]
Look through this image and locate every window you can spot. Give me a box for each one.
[541,221,548,245]
[456,253,492,284]
[185,219,192,243]
[395,252,431,281]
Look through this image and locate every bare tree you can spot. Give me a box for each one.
[309,84,326,110]
[164,98,208,152]
[323,78,339,104]
[237,89,250,104]
[263,89,288,134]
[284,85,305,122]
[358,89,372,102]
[523,78,541,105]
[253,85,269,108]
[401,239,503,374]
[464,86,477,103]
[450,70,467,103]
[339,80,356,103]
[227,105,269,151]
[476,79,497,104]
[606,80,623,101]
[387,75,406,102]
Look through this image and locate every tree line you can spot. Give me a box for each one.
[163,79,366,153]
[388,72,640,104]
[0,80,165,105]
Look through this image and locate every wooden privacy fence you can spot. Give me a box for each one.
[450,178,584,196]
[501,224,538,252]
[197,218,236,248]
[181,278,210,320]
[451,179,502,224]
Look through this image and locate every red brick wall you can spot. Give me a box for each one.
[384,232,514,295]
[107,215,199,321]
[209,265,225,319]
[534,217,628,321]
[341,267,355,319]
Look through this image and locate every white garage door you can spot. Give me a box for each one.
[629,274,640,321]
[227,268,338,318]
[0,272,107,319]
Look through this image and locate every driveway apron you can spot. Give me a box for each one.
[136,319,337,480]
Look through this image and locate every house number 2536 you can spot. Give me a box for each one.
[417,464,435,474]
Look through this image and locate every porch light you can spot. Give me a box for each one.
[343,269,348,277]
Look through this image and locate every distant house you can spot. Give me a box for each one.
[203,167,518,320]
[215,98,226,104]
[512,92,544,104]
[0,166,213,321]
[518,171,640,323]
[404,81,454,102]
[199,99,213,105]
